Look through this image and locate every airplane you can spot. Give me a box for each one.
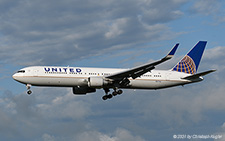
[12,41,216,100]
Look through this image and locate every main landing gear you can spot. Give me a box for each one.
[102,88,123,100]
[26,84,32,95]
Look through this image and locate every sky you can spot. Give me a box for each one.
[1,0,225,140]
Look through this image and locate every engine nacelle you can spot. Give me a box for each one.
[72,86,96,95]
[88,77,105,88]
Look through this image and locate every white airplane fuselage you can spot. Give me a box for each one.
[13,66,202,90]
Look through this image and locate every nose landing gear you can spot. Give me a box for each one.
[26,84,32,95]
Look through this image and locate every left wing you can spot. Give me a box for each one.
[106,43,179,83]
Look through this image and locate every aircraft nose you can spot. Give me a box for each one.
[12,73,18,80]
[12,73,22,82]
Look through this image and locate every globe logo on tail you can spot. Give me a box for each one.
[172,55,196,74]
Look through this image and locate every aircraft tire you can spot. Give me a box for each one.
[112,91,117,96]
[117,89,123,95]
[27,90,32,95]
[107,94,113,99]
[102,95,108,100]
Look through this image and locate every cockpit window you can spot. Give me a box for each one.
[17,70,25,73]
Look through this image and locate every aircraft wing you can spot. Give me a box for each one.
[106,43,179,81]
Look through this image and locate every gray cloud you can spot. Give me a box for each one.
[138,0,186,24]
[0,0,186,66]
[203,46,225,71]
[190,0,221,16]
[75,128,146,141]
[190,0,225,24]
[0,88,148,141]
[216,123,225,141]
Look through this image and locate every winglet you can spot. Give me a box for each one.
[165,43,179,59]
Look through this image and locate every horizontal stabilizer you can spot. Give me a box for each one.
[182,69,216,80]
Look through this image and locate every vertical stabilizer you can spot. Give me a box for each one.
[172,41,207,74]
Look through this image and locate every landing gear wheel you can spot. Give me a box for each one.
[102,95,108,100]
[102,94,113,100]
[112,91,117,96]
[26,84,32,95]
[117,89,123,95]
[107,94,113,99]
[27,90,32,95]
[102,88,123,100]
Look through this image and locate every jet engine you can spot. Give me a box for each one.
[72,86,96,95]
[88,77,109,88]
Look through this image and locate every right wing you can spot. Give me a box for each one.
[106,43,179,85]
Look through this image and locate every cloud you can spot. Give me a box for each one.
[76,131,110,141]
[213,123,225,141]
[42,133,55,141]
[35,128,146,141]
[138,0,185,24]
[105,18,128,39]
[203,46,225,71]
[75,128,146,141]
[0,88,92,140]
[190,0,225,24]
[0,0,187,66]
[190,0,221,16]
[0,88,148,141]
[113,128,146,141]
